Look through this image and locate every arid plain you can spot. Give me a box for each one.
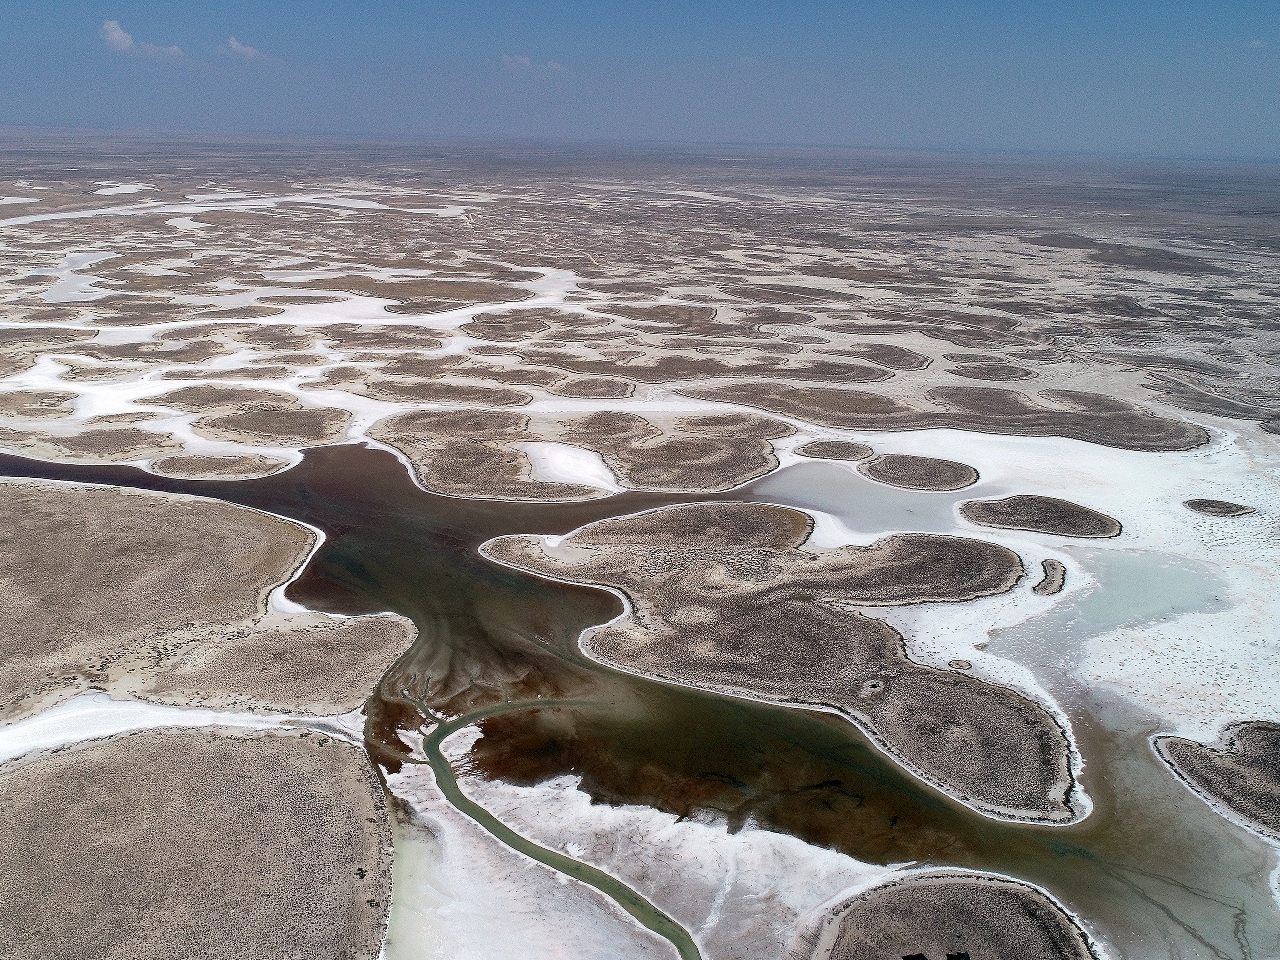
[0,143,1277,960]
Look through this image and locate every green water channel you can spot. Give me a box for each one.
[413,698,702,960]
[5,445,1276,959]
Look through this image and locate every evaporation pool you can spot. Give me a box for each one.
[4,446,1276,960]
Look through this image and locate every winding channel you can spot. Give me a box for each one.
[414,698,703,960]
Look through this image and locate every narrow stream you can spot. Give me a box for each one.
[414,698,702,960]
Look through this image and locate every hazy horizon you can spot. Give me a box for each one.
[2,1,1277,161]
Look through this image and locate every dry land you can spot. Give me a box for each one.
[1154,722,1280,843]
[0,478,414,721]
[789,870,1096,960]
[858,453,978,491]
[0,726,393,960]
[960,495,1122,538]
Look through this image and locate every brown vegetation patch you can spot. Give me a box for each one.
[368,408,597,500]
[196,406,350,445]
[835,343,932,370]
[361,379,532,407]
[948,362,1037,381]
[0,426,180,462]
[0,327,93,349]
[549,377,635,399]
[461,312,553,341]
[1154,722,1280,843]
[1184,498,1255,517]
[155,384,351,446]
[795,440,874,461]
[961,495,1121,538]
[0,479,414,721]
[570,353,894,384]
[1033,559,1068,596]
[85,338,229,364]
[859,454,978,491]
[155,384,298,413]
[0,727,393,960]
[151,454,291,480]
[560,411,792,491]
[225,326,317,351]
[789,870,1097,960]
[162,365,294,381]
[682,382,1207,451]
[317,324,443,351]
[0,390,77,418]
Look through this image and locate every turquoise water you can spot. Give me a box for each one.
[752,460,999,534]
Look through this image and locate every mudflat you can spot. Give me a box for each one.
[961,494,1122,538]
[1154,722,1280,843]
[789,870,1096,960]
[0,726,393,960]
[0,478,414,721]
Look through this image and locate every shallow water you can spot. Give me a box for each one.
[4,445,1276,959]
[752,460,1003,535]
[991,547,1231,672]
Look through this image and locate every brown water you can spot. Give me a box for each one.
[5,444,1276,959]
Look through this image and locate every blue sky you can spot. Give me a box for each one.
[1,1,1276,158]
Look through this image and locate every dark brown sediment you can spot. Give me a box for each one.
[1033,559,1068,596]
[858,453,978,491]
[961,495,1122,538]
[788,869,1097,960]
[0,727,393,960]
[1154,722,1280,843]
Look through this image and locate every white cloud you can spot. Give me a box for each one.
[226,36,261,59]
[502,54,533,72]
[100,20,132,52]
[100,19,182,59]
